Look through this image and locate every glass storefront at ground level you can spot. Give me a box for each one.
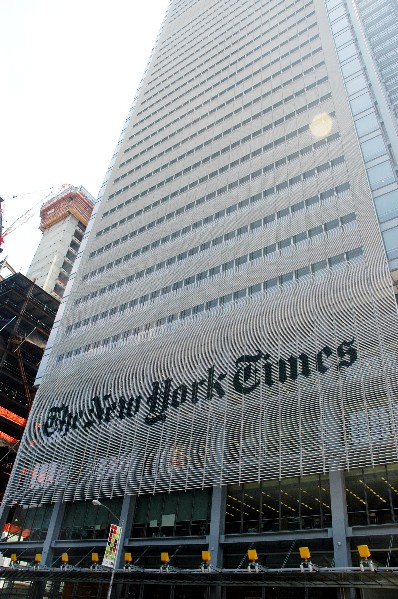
[225,474,331,534]
[2,503,52,542]
[131,488,211,537]
[59,498,123,540]
[346,464,398,526]
[6,465,398,547]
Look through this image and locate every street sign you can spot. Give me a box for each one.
[102,524,121,568]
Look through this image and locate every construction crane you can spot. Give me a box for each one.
[0,185,68,252]
[0,197,4,253]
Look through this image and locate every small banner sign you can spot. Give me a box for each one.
[102,523,121,568]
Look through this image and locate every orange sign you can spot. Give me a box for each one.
[0,431,18,444]
[0,407,26,427]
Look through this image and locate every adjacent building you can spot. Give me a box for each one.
[353,0,398,125]
[2,0,398,597]
[0,271,58,501]
[26,185,95,301]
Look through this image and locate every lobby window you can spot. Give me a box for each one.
[346,465,398,526]
[59,498,122,541]
[131,489,211,538]
[225,476,331,534]
[4,504,52,543]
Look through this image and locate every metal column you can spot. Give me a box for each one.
[115,494,136,569]
[208,485,227,599]
[41,501,65,566]
[208,485,227,568]
[330,470,357,599]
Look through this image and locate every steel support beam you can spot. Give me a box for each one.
[207,485,226,599]
[330,470,351,568]
[115,494,136,569]
[330,470,356,599]
[41,501,65,567]
[207,485,226,568]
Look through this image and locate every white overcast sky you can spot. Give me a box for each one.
[0,0,170,274]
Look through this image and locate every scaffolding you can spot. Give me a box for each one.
[39,185,95,232]
[0,273,59,499]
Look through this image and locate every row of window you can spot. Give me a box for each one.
[357,0,390,18]
[95,154,346,265]
[133,18,319,154]
[168,0,203,24]
[149,0,302,104]
[153,0,315,106]
[126,29,320,152]
[58,247,364,364]
[84,182,351,283]
[106,119,337,238]
[120,100,332,192]
[138,3,315,120]
[71,214,357,331]
[155,0,247,67]
[153,0,281,80]
[111,74,330,218]
[91,134,341,258]
[121,62,323,181]
[9,463,398,542]
[123,36,322,165]
[117,109,332,224]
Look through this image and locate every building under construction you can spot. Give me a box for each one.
[0,271,59,499]
[27,185,95,300]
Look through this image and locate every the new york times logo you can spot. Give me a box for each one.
[43,339,357,438]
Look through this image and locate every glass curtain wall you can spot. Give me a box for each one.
[225,475,331,534]
[3,504,53,542]
[131,489,212,538]
[346,464,398,526]
[59,498,123,540]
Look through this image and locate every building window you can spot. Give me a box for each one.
[345,465,398,527]
[367,161,396,190]
[131,489,211,538]
[59,498,122,541]
[225,475,331,534]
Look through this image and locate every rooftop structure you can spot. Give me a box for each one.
[26,185,95,300]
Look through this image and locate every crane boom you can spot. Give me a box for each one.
[0,186,66,247]
[2,197,45,238]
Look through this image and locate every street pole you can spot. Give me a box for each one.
[92,500,124,599]
[106,518,124,599]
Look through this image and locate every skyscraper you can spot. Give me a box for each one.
[27,185,94,300]
[2,0,398,595]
